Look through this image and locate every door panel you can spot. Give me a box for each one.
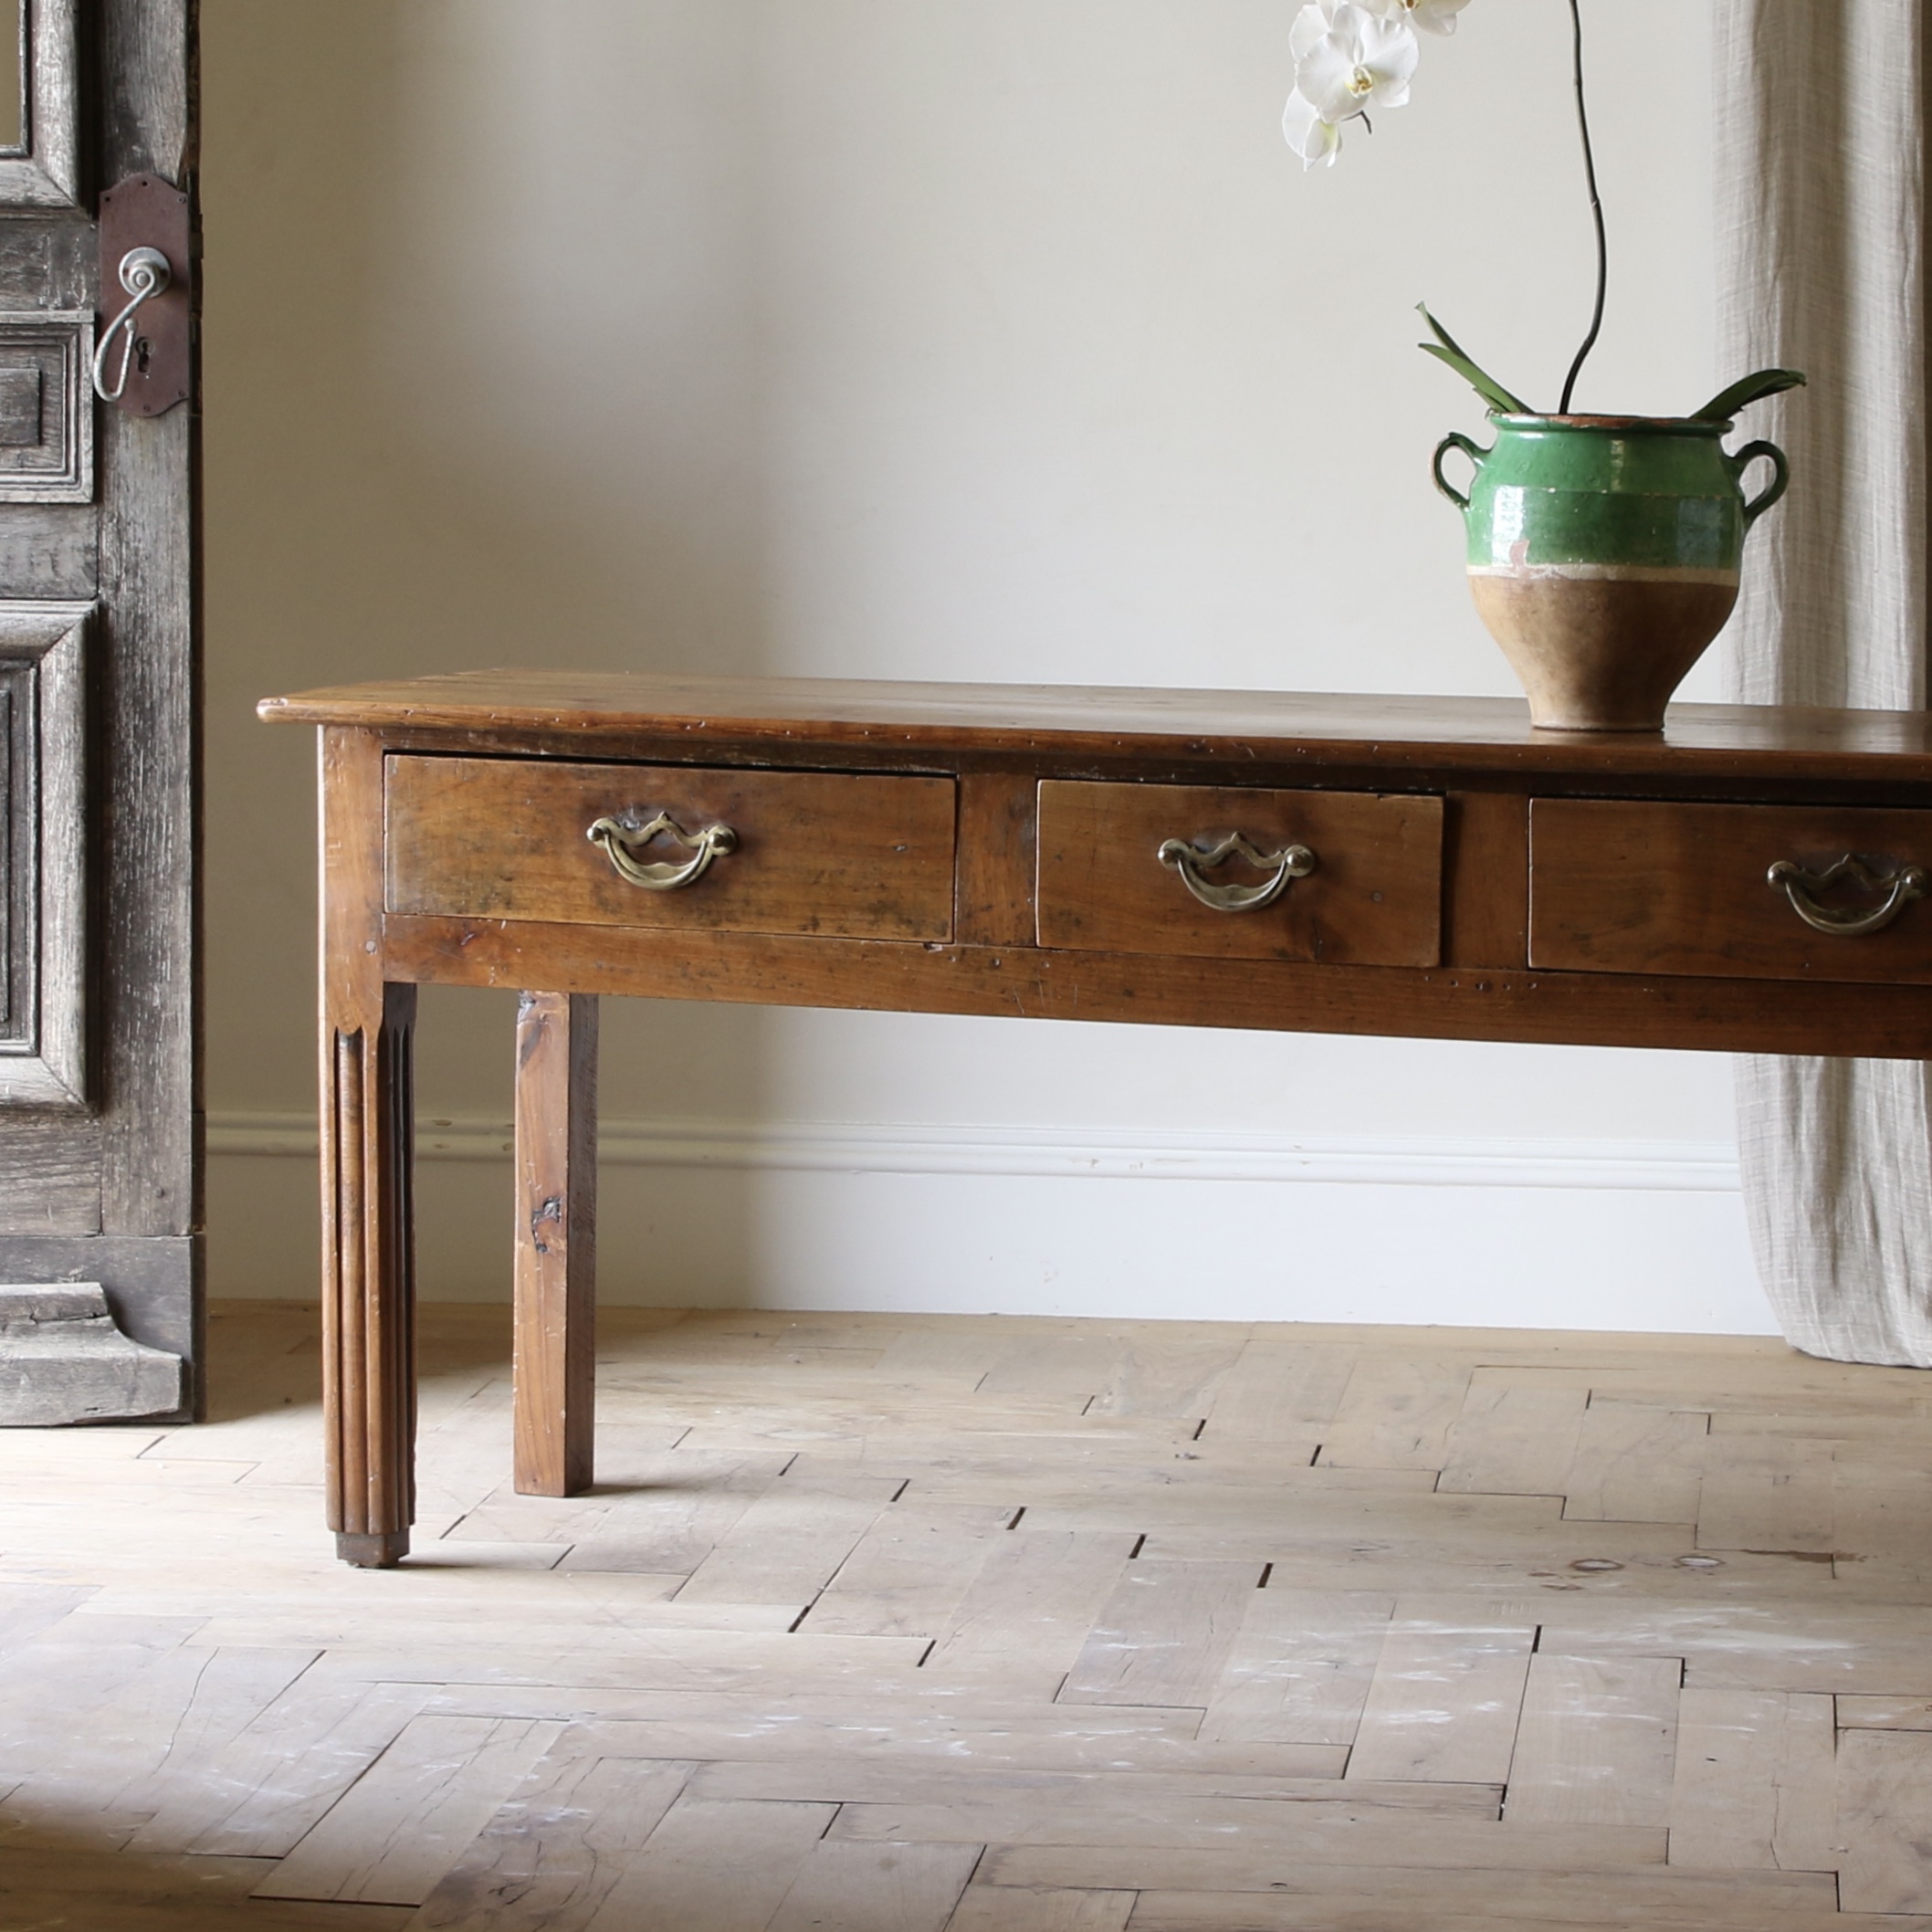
[0,601,87,1105]
[0,2,200,1406]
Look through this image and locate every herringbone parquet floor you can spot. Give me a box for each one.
[3,1299,1931,1929]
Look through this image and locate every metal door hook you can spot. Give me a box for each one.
[90,246,172,403]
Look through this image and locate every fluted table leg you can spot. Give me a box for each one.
[322,982,417,1567]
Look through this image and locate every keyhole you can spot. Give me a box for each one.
[134,335,152,374]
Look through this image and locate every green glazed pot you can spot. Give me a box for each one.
[1433,415,1790,731]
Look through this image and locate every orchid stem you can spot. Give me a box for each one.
[1558,0,1606,415]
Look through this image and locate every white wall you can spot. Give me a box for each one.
[203,0,1772,1333]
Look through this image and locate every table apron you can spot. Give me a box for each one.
[376,915,1932,1060]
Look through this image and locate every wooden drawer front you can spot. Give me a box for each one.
[385,757,956,940]
[1530,799,1932,982]
[1036,782,1444,964]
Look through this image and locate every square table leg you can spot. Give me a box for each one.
[513,990,599,1496]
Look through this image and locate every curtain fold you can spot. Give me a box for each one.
[1717,0,1932,1364]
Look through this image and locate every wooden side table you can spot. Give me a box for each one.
[261,674,1932,1566]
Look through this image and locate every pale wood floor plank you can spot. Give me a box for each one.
[575,1794,836,1932]
[1139,1536,1793,1600]
[1696,1435,1835,1555]
[448,1436,751,1558]
[1202,1341,1359,1441]
[254,1715,566,1905]
[1345,1618,1535,1784]
[1087,1328,1250,1420]
[418,1705,1348,1780]
[945,1883,1135,1931]
[134,1679,440,1857]
[77,1645,322,1836]
[869,1326,1009,1385]
[1316,1358,1475,1471]
[257,1630,935,1697]
[1558,1403,1707,1524]
[1060,1559,1259,1709]
[1126,1891,1921,1931]
[674,1464,907,1604]
[987,1850,1831,1916]
[0,1885,414,1932]
[0,1643,315,1838]
[1437,1383,1588,1496]
[692,1761,1497,1813]
[1836,1725,1932,1916]
[1840,1693,1932,1729]
[410,1756,694,1931]
[921,1528,1138,1684]
[0,1580,95,1647]
[764,1838,980,1932]
[1831,1464,1932,1588]
[918,1461,1441,1522]
[1504,1654,1679,1827]
[835,1796,1660,1863]
[1665,1687,1837,1874]
[1198,1589,1393,1748]
[803,1502,1015,1638]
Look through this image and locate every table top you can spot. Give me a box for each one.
[259,670,1932,782]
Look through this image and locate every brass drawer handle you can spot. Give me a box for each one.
[1157,833,1316,914]
[1768,855,1927,937]
[588,813,739,891]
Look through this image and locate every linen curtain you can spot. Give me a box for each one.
[1717,0,1932,1363]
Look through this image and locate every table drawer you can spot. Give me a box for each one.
[385,756,956,940]
[1529,799,1932,982]
[1036,781,1444,964]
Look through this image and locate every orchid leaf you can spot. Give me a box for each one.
[1416,303,1485,369]
[1694,367,1807,423]
[1417,341,1529,416]
[1416,304,1532,415]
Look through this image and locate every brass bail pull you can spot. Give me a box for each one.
[1768,855,1927,937]
[588,813,738,891]
[1157,832,1316,914]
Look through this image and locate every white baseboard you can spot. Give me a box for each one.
[207,1109,1740,1194]
[205,1109,1767,1329]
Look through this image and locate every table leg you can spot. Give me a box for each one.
[513,991,599,1496]
[322,982,418,1568]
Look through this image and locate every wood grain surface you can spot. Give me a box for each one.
[1530,799,1932,982]
[0,0,204,1416]
[378,912,1932,1058]
[385,755,957,942]
[954,771,1037,947]
[1036,781,1442,966]
[512,992,598,1499]
[320,731,415,1568]
[1443,790,1529,967]
[260,669,1932,784]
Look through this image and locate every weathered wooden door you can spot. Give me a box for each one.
[0,0,199,1418]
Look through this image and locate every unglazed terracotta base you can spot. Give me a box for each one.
[1469,567,1740,732]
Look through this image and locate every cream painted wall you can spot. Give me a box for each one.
[204,0,1772,1332]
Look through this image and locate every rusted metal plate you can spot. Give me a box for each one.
[96,173,191,417]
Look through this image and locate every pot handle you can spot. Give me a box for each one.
[1432,432,1488,512]
[1732,438,1790,526]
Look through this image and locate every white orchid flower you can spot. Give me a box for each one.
[1295,2,1420,126]
[1283,88,1344,169]
[1358,0,1472,36]
[1289,0,1345,63]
